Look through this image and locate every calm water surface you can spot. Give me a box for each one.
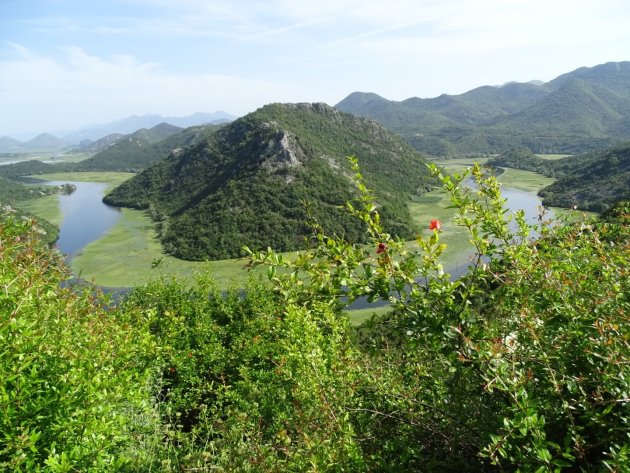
[41,180,121,257]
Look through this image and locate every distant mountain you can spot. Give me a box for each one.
[336,61,630,155]
[0,122,225,175]
[104,102,435,261]
[0,133,68,153]
[25,133,69,151]
[71,122,222,172]
[61,111,236,143]
[0,136,24,153]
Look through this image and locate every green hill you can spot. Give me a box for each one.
[488,143,630,211]
[104,102,435,260]
[487,147,555,176]
[336,61,630,155]
[71,123,184,171]
[538,143,630,211]
[0,160,57,180]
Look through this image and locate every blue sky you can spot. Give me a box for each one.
[2,0,630,137]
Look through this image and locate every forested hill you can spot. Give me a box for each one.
[70,122,209,172]
[488,143,630,211]
[538,143,630,210]
[336,61,630,155]
[104,102,435,260]
[0,123,224,177]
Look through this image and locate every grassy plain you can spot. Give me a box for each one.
[345,305,393,326]
[35,172,134,189]
[20,195,63,226]
[72,208,262,289]
[494,167,555,192]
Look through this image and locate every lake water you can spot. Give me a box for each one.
[38,180,121,257]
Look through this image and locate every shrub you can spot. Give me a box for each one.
[0,210,158,471]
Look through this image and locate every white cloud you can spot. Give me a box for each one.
[0,45,308,134]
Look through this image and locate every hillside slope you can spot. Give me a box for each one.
[538,143,630,211]
[488,143,630,211]
[71,123,184,171]
[105,102,435,260]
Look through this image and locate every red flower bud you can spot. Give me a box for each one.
[376,242,387,254]
[429,219,441,231]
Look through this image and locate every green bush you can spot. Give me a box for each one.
[0,209,158,471]
[121,277,365,471]
[248,160,629,472]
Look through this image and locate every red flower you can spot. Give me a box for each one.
[376,242,387,254]
[429,219,441,231]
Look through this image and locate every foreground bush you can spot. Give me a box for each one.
[0,210,158,471]
[249,162,629,472]
[121,278,365,471]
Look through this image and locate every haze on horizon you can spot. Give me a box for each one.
[1,0,630,138]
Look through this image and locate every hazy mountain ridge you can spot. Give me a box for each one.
[0,122,224,176]
[76,133,125,154]
[0,111,236,153]
[104,102,435,260]
[0,133,69,153]
[336,61,630,155]
[61,111,236,143]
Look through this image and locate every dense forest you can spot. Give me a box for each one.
[2,165,627,472]
[68,123,227,172]
[336,61,630,155]
[488,142,630,211]
[104,103,436,260]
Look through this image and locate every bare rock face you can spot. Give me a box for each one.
[260,128,305,172]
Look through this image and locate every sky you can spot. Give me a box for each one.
[2,0,630,138]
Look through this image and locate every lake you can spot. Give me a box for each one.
[36,180,122,257]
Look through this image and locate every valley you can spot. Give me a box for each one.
[2,59,629,472]
[21,160,553,292]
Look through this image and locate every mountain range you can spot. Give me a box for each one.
[0,133,70,154]
[104,103,435,260]
[71,122,223,172]
[336,61,630,155]
[61,111,236,143]
[0,111,236,153]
